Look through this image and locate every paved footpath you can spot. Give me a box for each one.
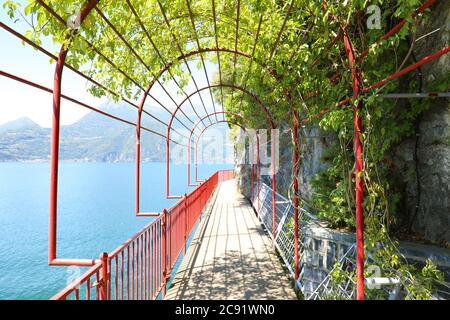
[166,179,297,300]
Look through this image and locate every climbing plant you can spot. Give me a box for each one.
[5,0,446,299]
[217,0,446,299]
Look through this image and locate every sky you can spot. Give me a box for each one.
[0,1,222,128]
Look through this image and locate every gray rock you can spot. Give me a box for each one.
[236,0,450,245]
[392,0,450,244]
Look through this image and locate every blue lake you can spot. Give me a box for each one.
[0,162,231,299]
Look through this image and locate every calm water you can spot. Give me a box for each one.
[0,162,231,299]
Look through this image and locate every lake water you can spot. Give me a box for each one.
[0,162,232,299]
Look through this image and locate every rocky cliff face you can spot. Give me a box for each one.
[235,1,450,245]
[391,0,450,245]
[235,123,335,206]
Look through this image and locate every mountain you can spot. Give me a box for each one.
[0,117,41,133]
[0,102,169,162]
[0,117,50,161]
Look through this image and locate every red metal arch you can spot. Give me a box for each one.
[162,85,275,206]
[135,46,286,121]
[150,47,250,83]
[186,111,272,231]
[48,0,100,267]
[165,83,276,135]
[135,115,258,217]
[190,120,261,213]
[142,46,288,97]
[135,83,275,205]
[160,83,276,236]
[135,47,285,144]
[186,111,277,236]
[137,83,276,201]
[129,11,256,39]
[135,85,275,219]
[187,111,248,187]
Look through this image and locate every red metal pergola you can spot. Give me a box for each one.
[185,111,256,185]
[1,0,448,300]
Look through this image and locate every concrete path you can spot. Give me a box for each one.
[165,179,297,300]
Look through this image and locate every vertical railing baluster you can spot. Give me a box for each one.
[121,251,124,300]
[100,252,109,300]
[126,246,130,300]
[162,209,167,297]
[137,236,140,300]
[147,228,152,300]
[153,223,157,298]
[144,231,147,300]
[86,278,91,300]
[140,234,143,300]
[132,241,135,300]
[95,271,100,300]
[115,255,118,300]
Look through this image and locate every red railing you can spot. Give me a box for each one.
[218,169,235,182]
[51,169,234,300]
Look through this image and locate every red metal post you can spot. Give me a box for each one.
[184,194,188,254]
[166,136,170,199]
[292,110,299,281]
[162,209,168,297]
[343,32,365,300]
[135,85,152,215]
[271,130,277,238]
[257,136,261,211]
[100,252,109,300]
[251,164,254,202]
[132,242,135,299]
[49,46,67,264]
[187,142,191,185]
[195,133,201,182]
[48,0,99,266]
[165,132,182,199]
[136,138,141,214]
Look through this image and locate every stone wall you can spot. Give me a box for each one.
[235,123,335,204]
[390,0,450,244]
[302,224,355,297]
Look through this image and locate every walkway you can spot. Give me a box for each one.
[166,179,297,300]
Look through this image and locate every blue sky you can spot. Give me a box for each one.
[0,1,221,128]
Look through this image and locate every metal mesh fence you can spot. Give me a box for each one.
[251,182,319,290]
[251,181,449,300]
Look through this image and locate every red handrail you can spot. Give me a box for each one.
[50,169,233,300]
